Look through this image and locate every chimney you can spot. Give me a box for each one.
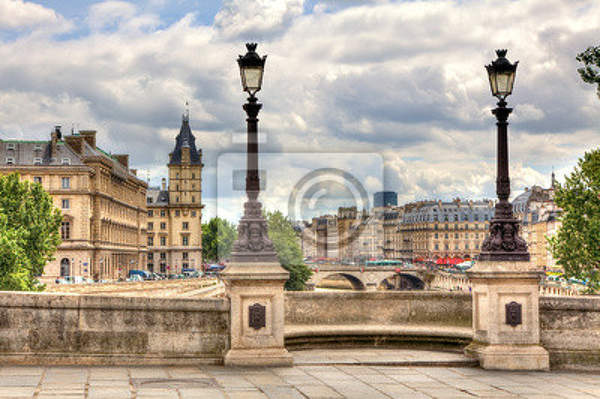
[65,134,84,155]
[50,126,61,158]
[161,178,166,191]
[79,130,96,148]
[113,154,129,169]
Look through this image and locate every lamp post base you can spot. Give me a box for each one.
[466,261,549,371]
[221,262,292,367]
[465,343,549,371]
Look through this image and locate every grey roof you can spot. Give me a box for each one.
[402,201,494,224]
[0,140,85,166]
[147,188,169,206]
[168,116,202,165]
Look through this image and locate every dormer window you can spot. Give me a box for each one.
[61,158,70,165]
[5,157,14,165]
[33,157,42,165]
[147,197,153,204]
[34,144,42,151]
[6,143,15,150]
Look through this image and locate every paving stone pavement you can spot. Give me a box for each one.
[0,350,598,398]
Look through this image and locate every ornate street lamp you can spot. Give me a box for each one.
[479,49,529,262]
[230,43,278,263]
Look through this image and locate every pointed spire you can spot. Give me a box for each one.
[183,101,190,123]
[551,166,557,189]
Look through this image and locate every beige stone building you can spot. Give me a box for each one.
[397,199,494,262]
[0,127,148,282]
[146,114,203,273]
[513,180,561,270]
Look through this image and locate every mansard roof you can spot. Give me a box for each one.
[168,116,202,166]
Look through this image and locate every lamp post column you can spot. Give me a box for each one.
[465,49,548,371]
[221,43,292,367]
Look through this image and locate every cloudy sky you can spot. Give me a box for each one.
[0,0,599,222]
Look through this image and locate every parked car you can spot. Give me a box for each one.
[182,268,202,278]
[128,269,151,280]
[55,276,87,284]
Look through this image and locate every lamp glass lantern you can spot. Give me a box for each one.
[238,43,267,96]
[486,49,518,99]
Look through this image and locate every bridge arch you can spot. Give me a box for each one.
[313,272,366,291]
[378,273,425,290]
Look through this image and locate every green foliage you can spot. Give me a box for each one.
[266,210,312,291]
[548,149,600,294]
[576,46,600,99]
[202,217,237,262]
[0,173,62,291]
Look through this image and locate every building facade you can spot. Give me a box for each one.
[513,180,561,270]
[146,114,203,273]
[398,199,495,262]
[0,127,148,281]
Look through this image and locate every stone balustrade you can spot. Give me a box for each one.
[0,291,229,365]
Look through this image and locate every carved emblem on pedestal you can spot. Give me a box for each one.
[505,301,522,327]
[249,303,266,330]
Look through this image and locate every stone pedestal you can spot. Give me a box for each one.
[221,262,293,367]
[465,261,549,370]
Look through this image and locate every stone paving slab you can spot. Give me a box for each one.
[0,349,598,398]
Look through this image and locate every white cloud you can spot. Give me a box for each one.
[88,1,137,31]
[0,0,62,30]
[214,0,304,39]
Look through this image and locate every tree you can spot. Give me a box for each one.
[576,46,600,99]
[266,210,312,291]
[202,217,237,262]
[548,149,600,294]
[0,173,62,291]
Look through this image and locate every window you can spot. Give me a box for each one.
[182,252,188,260]
[160,236,166,246]
[62,177,70,189]
[148,210,153,217]
[33,157,42,165]
[182,222,189,230]
[61,158,71,165]
[160,252,166,260]
[435,244,439,250]
[176,173,179,178]
[192,173,195,179]
[33,176,42,184]
[160,263,166,273]
[182,235,189,246]
[434,233,438,239]
[183,263,189,268]
[176,196,179,203]
[175,210,180,217]
[176,184,179,191]
[34,144,42,151]
[160,222,166,230]
[455,233,459,239]
[465,244,470,250]
[62,199,70,209]
[147,263,154,272]
[147,197,153,204]
[61,221,70,239]
[191,196,195,203]
[148,253,154,260]
[147,236,154,246]
[5,157,14,165]
[147,222,153,230]
[160,210,166,217]
[444,233,448,239]
[6,143,15,150]
[191,210,196,217]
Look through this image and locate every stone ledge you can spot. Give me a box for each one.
[285,324,473,339]
[0,291,230,312]
[0,352,223,366]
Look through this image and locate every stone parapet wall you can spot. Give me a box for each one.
[540,296,600,370]
[45,278,219,298]
[284,291,473,350]
[0,291,229,365]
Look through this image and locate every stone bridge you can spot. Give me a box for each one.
[307,265,434,291]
